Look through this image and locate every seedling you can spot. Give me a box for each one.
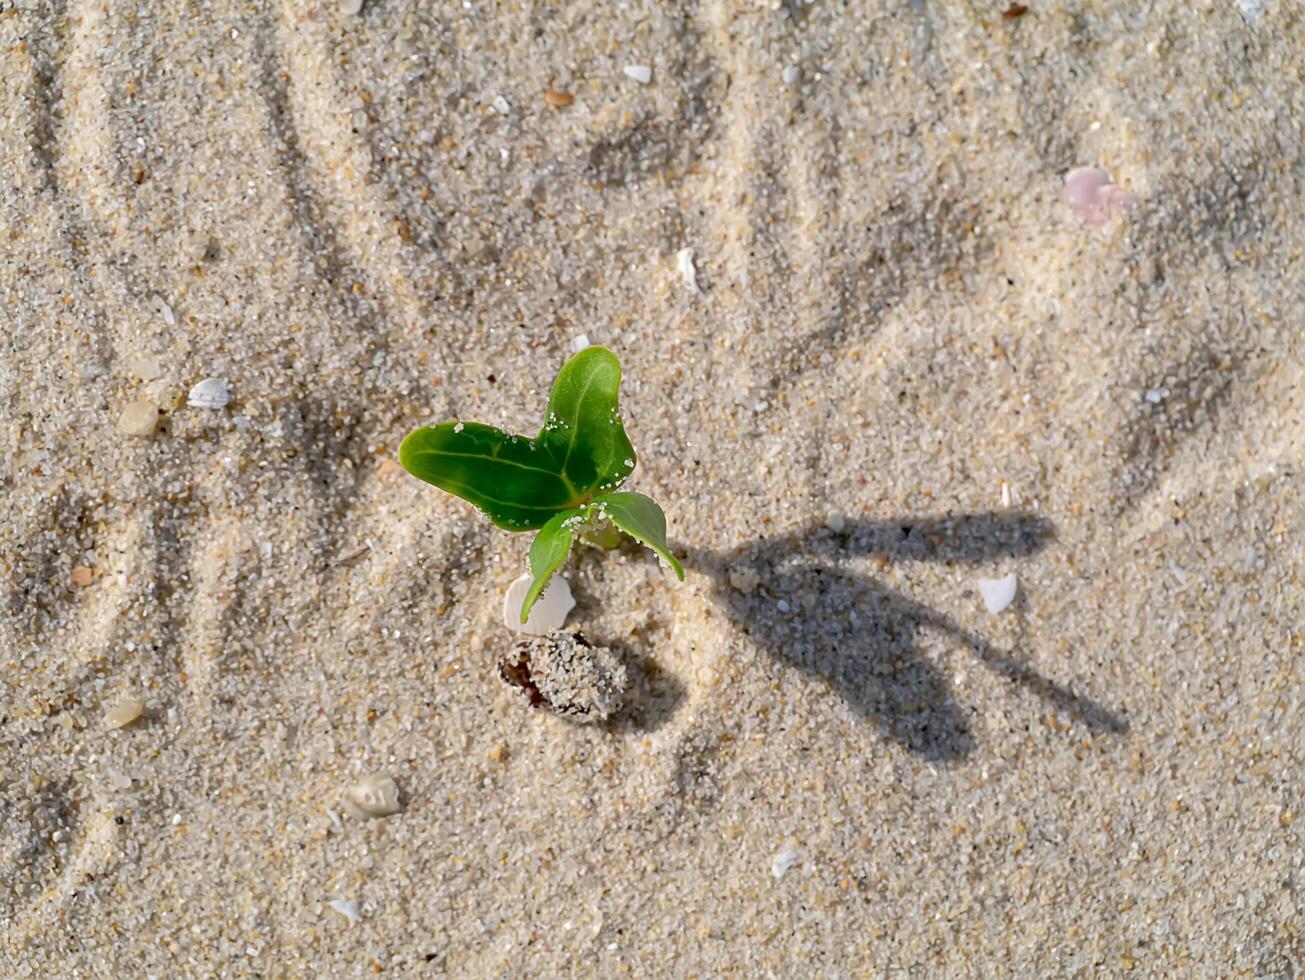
[399,346,684,623]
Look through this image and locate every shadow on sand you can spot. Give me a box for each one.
[684,512,1128,762]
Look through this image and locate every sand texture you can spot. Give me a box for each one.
[2,0,1303,975]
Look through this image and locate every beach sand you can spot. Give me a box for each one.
[2,0,1302,974]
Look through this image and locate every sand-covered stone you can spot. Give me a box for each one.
[498,631,627,722]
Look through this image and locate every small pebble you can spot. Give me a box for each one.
[105,693,145,730]
[571,334,591,353]
[622,64,652,84]
[492,94,511,115]
[116,398,160,437]
[187,377,231,409]
[544,89,574,108]
[782,65,800,85]
[342,774,402,819]
[488,743,508,762]
[824,513,845,532]
[340,0,364,13]
[728,568,759,594]
[71,566,94,588]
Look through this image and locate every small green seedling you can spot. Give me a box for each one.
[399,346,684,623]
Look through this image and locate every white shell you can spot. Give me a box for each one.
[503,573,574,635]
[187,377,231,409]
[771,845,799,879]
[623,64,652,84]
[327,898,360,924]
[343,774,402,819]
[977,573,1018,615]
[676,247,700,294]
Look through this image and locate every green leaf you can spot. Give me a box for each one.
[398,346,636,531]
[520,507,583,623]
[596,491,685,580]
[542,345,636,494]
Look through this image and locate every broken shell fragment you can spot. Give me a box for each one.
[977,573,1018,614]
[342,774,402,819]
[503,573,574,635]
[187,377,231,409]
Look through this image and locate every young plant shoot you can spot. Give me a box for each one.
[399,346,684,623]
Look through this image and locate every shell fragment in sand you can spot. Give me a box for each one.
[343,774,402,819]
[771,845,799,879]
[622,64,652,84]
[327,898,360,924]
[676,247,700,294]
[977,573,1017,614]
[187,378,231,409]
[503,573,574,635]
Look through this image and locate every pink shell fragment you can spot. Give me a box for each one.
[1064,166,1134,226]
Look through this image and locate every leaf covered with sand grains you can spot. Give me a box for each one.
[400,345,682,624]
[399,346,635,531]
[595,491,684,581]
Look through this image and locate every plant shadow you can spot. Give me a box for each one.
[686,512,1128,762]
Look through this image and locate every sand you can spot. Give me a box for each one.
[2,0,1302,975]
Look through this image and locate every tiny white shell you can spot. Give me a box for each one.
[676,247,700,294]
[187,377,231,409]
[771,845,799,879]
[977,573,1018,614]
[503,573,574,635]
[327,898,360,924]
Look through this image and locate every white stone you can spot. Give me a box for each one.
[571,334,591,353]
[977,573,1017,614]
[116,399,159,437]
[340,0,364,14]
[503,573,574,635]
[622,64,652,85]
[782,65,800,85]
[187,377,231,409]
[824,512,845,532]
